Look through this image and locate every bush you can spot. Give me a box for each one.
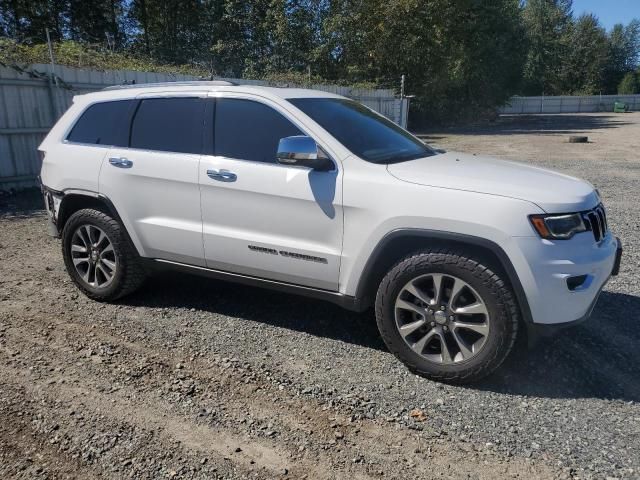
[0,39,377,89]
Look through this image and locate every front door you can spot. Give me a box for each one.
[199,96,343,290]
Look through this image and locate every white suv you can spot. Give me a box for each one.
[39,81,622,382]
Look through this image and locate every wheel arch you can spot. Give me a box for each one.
[354,229,533,324]
[53,190,145,257]
[56,191,121,234]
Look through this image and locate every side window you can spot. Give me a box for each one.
[130,97,207,154]
[67,100,134,146]
[215,98,302,163]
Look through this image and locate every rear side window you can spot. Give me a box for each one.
[67,100,134,146]
[215,98,302,163]
[130,97,207,154]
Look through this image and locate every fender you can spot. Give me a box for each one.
[42,186,123,236]
[353,228,534,324]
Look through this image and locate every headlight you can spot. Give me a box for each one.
[529,213,587,240]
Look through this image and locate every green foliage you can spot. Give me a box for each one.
[618,71,639,94]
[604,21,640,93]
[0,38,209,76]
[560,14,609,95]
[521,0,573,95]
[1,0,639,125]
[0,38,376,89]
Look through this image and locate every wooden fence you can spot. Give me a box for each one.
[0,64,407,191]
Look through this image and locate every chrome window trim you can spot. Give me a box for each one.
[63,138,204,157]
[201,154,338,174]
[62,139,113,149]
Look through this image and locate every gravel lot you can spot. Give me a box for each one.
[1,112,639,479]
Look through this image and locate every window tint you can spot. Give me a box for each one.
[130,97,207,154]
[215,98,302,163]
[290,98,433,164]
[67,100,134,146]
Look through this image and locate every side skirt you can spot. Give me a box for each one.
[147,259,366,312]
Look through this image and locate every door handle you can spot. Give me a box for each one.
[207,169,237,182]
[109,157,133,168]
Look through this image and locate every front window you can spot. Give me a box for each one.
[215,98,302,163]
[289,98,434,164]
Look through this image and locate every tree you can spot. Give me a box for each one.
[312,0,527,124]
[521,0,573,95]
[67,0,124,46]
[2,0,638,124]
[618,71,639,94]
[560,13,608,94]
[604,20,640,93]
[0,0,68,42]
[127,0,209,63]
[264,0,318,75]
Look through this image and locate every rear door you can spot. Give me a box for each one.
[99,94,209,266]
[199,95,343,290]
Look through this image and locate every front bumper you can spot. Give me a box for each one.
[513,232,621,326]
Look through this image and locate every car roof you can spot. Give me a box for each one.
[74,82,348,103]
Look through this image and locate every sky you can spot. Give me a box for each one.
[572,0,640,30]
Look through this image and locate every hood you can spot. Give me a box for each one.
[386,152,599,213]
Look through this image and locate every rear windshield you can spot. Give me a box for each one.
[289,98,433,164]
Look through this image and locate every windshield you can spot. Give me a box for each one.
[289,98,434,164]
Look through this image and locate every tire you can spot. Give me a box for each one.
[61,208,146,301]
[375,249,519,383]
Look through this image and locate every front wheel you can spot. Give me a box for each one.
[375,250,519,383]
[61,208,146,301]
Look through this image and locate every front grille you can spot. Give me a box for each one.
[583,204,608,242]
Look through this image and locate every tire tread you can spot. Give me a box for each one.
[375,248,519,383]
[61,208,146,301]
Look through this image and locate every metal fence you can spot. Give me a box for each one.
[0,64,407,191]
[499,94,640,115]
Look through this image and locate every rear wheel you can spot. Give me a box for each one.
[375,249,519,383]
[62,208,146,300]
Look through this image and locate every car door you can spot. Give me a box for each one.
[199,95,343,290]
[99,93,209,267]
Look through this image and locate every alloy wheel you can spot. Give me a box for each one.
[394,273,490,364]
[70,224,117,288]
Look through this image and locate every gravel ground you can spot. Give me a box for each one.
[1,112,639,479]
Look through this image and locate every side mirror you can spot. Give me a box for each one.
[277,136,334,172]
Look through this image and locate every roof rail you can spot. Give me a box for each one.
[102,80,238,91]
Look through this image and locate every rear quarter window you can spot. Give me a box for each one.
[66,100,134,146]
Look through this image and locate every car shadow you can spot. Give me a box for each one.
[414,114,634,137]
[126,272,387,351]
[0,188,44,219]
[124,272,640,402]
[479,291,640,402]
